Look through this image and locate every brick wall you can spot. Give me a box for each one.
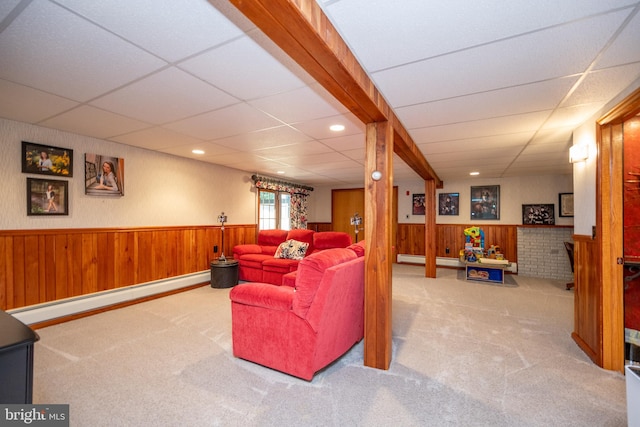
[517,227,574,282]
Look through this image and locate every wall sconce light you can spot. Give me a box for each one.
[569,144,589,163]
[350,212,362,243]
[371,170,382,181]
[217,212,227,262]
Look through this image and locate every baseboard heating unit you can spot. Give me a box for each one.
[8,271,210,326]
[397,254,517,273]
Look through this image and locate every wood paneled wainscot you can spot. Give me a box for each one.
[0,225,256,311]
[571,234,602,365]
[396,224,519,263]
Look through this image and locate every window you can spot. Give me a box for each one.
[259,190,291,230]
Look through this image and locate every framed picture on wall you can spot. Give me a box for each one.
[21,141,73,177]
[470,185,500,220]
[522,203,555,225]
[85,153,124,196]
[27,178,68,216]
[412,193,425,215]
[438,193,459,215]
[559,193,574,217]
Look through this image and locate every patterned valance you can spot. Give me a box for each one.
[251,174,313,196]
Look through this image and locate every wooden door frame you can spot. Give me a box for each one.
[596,86,640,372]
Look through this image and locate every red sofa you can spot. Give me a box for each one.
[229,245,365,380]
[232,229,352,285]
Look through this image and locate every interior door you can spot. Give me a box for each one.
[332,188,365,242]
[332,187,398,248]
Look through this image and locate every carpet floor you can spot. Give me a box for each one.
[33,265,628,426]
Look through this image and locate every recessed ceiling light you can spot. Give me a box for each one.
[192,149,205,155]
[276,170,285,175]
[329,124,345,132]
[469,171,480,176]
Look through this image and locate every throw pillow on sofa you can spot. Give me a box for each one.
[274,239,309,260]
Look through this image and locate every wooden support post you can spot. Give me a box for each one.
[425,180,437,278]
[364,121,393,370]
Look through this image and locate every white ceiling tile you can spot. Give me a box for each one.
[112,127,205,151]
[339,148,365,162]
[543,103,604,129]
[302,159,363,172]
[256,141,334,159]
[594,10,640,69]
[322,0,638,72]
[39,106,150,139]
[279,152,352,166]
[180,35,307,100]
[411,111,548,144]
[56,0,247,62]
[0,0,21,21]
[0,79,79,123]
[0,0,166,101]
[397,77,578,129]
[521,142,571,156]
[210,125,312,151]
[372,9,631,107]
[421,134,530,156]
[203,151,265,167]
[164,103,282,140]
[529,127,574,145]
[291,113,365,139]
[563,63,640,107]
[159,141,239,159]
[249,84,347,123]
[90,67,238,124]
[319,134,366,152]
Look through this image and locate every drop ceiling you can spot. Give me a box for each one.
[1,0,640,186]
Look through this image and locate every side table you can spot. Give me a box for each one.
[210,259,239,288]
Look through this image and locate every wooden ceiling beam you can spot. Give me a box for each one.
[229,0,442,187]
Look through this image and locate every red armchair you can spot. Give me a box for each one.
[229,247,365,381]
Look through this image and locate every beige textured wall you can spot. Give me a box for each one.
[1,118,257,230]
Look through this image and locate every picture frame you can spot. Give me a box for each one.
[85,153,125,197]
[27,178,69,216]
[438,192,459,215]
[21,141,73,177]
[470,185,500,220]
[559,193,574,217]
[412,193,425,215]
[522,204,555,225]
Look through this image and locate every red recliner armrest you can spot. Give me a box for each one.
[229,283,294,312]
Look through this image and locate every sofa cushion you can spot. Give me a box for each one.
[292,248,357,318]
[262,257,300,273]
[312,231,352,253]
[237,253,273,269]
[274,239,309,260]
[257,229,289,247]
[286,229,315,254]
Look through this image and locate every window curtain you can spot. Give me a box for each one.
[252,175,313,229]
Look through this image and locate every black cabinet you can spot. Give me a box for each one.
[0,310,39,403]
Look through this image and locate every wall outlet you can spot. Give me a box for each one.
[213,245,218,253]
[445,247,450,254]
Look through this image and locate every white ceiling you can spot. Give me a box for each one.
[1,0,640,186]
